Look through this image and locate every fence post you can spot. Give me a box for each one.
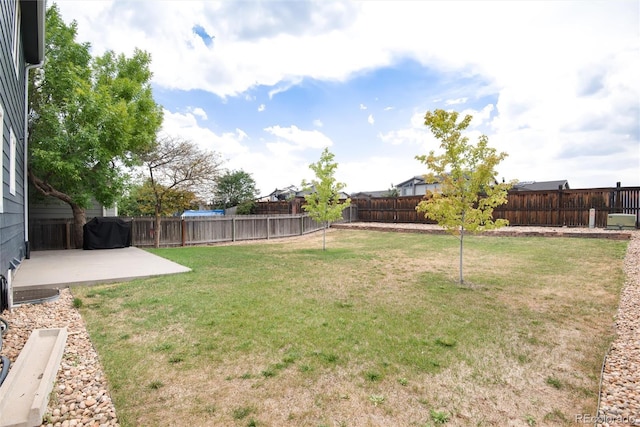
[394,197,397,223]
[557,185,563,226]
[615,182,622,213]
[267,216,270,240]
[300,215,304,235]
[65,220,72,249]
[232,217,236,242]
[181,219,186,246]
[131,218,136,246]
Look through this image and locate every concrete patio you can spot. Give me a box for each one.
[1,247,190,425]
[12,247,191,291]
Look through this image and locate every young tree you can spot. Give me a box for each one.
[416,109,512,285]
[302,148,351,250]
[141,135,223,247]
[213,170,259,209]
[385,185,399,197]
[28,5,163,247]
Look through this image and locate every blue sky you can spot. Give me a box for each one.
[55,0,639,196]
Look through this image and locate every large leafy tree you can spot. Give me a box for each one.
[141,135,224,248]
[28,5,163,247]
[416,109,512,285]
[213,170,259,209]
[302,148,351,251]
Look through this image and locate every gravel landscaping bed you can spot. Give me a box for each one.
[597,231,640,426]
[1,290,119,427]
[0,225,638,426]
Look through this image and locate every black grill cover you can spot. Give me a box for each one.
[83,217,132,250]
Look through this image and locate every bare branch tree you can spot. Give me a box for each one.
[141,135,224,247]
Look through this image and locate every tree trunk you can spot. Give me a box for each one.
[70,203,86,249]
[154,209,161,248]
[322,221,327,251]
[459,227,464,285]
[28,169,87,249]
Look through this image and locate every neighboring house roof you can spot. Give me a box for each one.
[351,190,391,198]
[394,175,443,197]
[395,174,445,188]
[395,176,426,188]
[264,185,350,201]
[20,0,46,64]
[512,180,570,191]
[263,185,298,201]
[296,186,350,200]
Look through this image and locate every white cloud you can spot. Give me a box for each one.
[461,104,494,128]
[313,119,323,127]
[54,1,639,190]
[340,155,424,194]
[384,106,394,111]
[160,109,315,195]
[161,108,248,157]
[258,104,266,112]
[190,107,208,120]
[378,128,434,148]
[56,1,638,109]
[268,78,303,99]
[445,97,468,105]
[367,114,374,125]
[264,125,333,150]
[359,103,367,110]
[410,111,425,128]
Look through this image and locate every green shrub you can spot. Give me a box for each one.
[236,201,257,215]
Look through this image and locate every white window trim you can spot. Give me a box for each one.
[13,0,21,76]
[0,103,4,213]
[10,128,17,195]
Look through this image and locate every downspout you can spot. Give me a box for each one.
[23,61,44,259]
[22,0,46,260]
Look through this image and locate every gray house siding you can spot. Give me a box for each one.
[1,0,44,289]
[396,176,441,197]
[29,195,106,220]
[1,0,27,280]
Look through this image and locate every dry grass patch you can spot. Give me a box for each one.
[72,229,627,426]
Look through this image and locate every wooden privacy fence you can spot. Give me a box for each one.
[352,186,640,228]
[28,218,77,250]
[129,214,328,247]
[28,187,638,250]
[493,187,639,227]
[29,211,356,250]
[353,197,431,223]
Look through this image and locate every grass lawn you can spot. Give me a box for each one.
[72,229,628,426]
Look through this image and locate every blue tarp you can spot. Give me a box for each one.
[181,210,225,217]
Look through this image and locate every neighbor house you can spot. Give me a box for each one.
[0,0,45,306]
[511,180,570,191]
[259,185,299,202]
[350,190,393,199]
[395,175,442,197]
[294,186,350,201]
[260,185,351,202]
